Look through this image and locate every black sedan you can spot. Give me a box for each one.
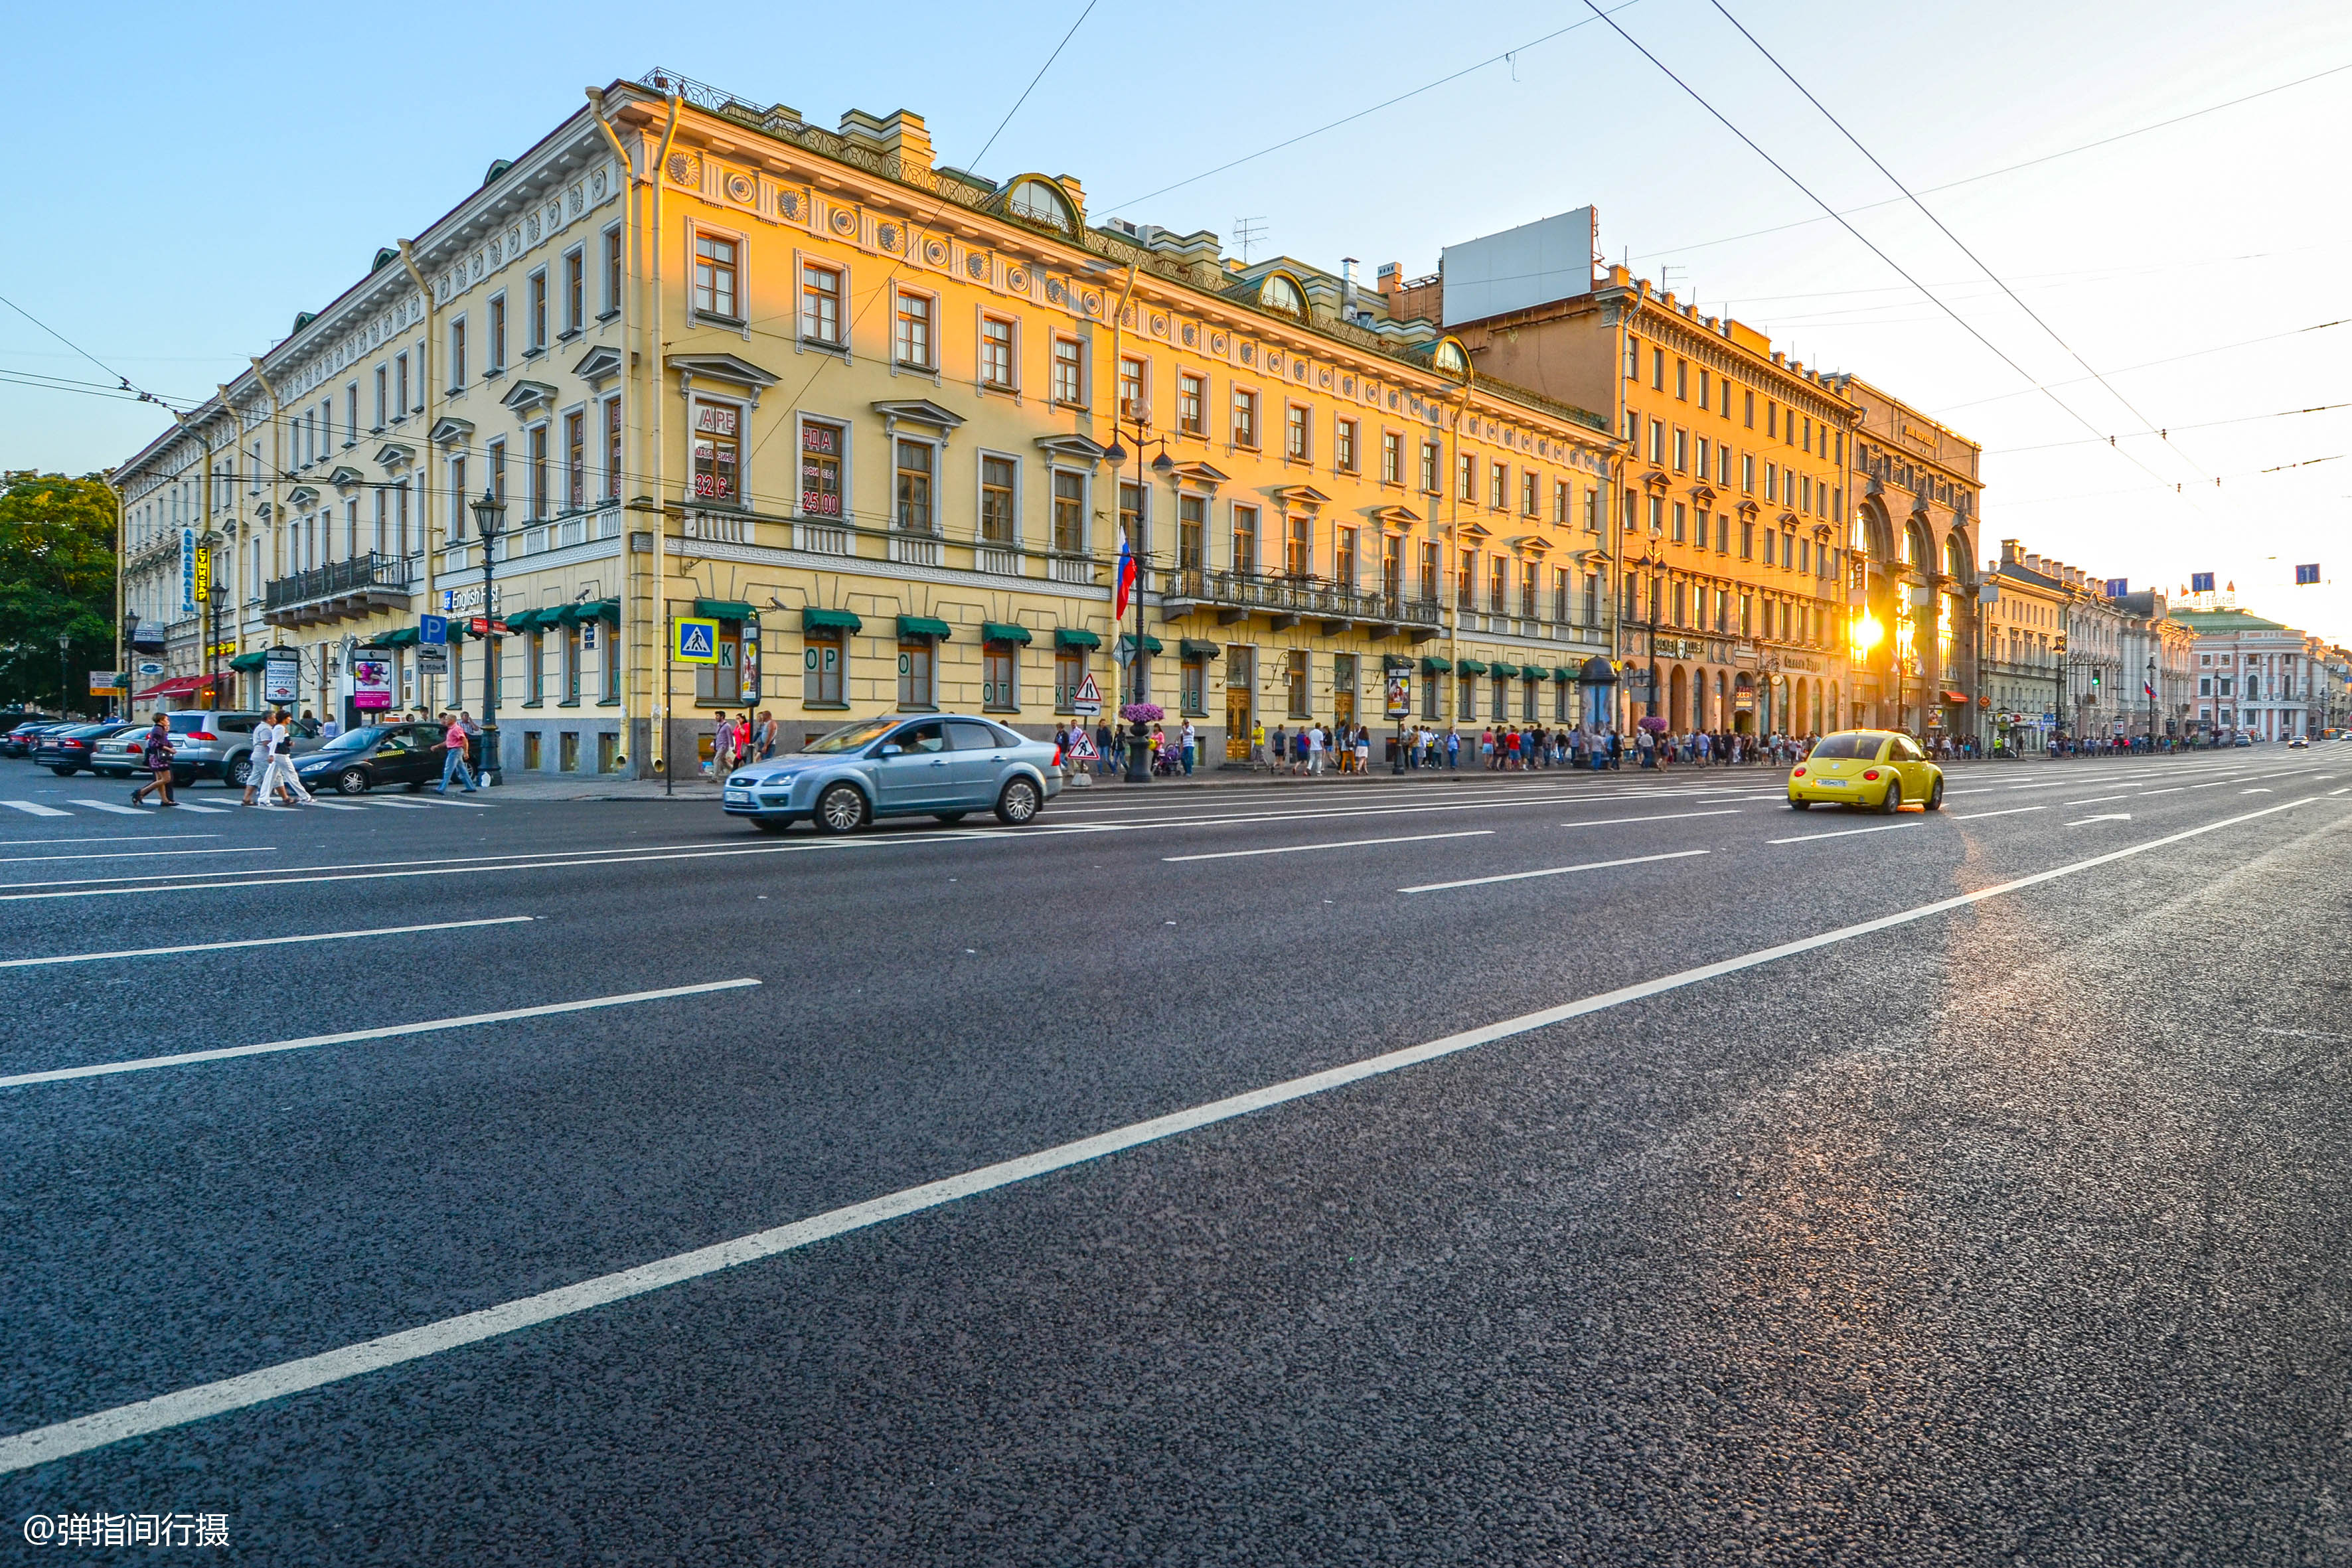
[291,723,455,795]
[35,722,139,776]
[2,720,73,759]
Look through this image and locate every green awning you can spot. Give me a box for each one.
[1117,634,1164,656]
[1554,666,1577,682]
[897,615,953,640]
[694,599,756,622]
[1054,627,1101,650]
[363,627,421,649]
[582,598,621,625]
[1525,665,1550,681]
[1456,659,1489,674]
[1420,655,1452,673]
[1488,661,1520,677]
[981,621,1032,645]
[505,608,552,631]
[1179,639,1221,659]
[802,606,862,633]
[228,649,271,672]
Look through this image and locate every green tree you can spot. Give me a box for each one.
[0,471,117,714]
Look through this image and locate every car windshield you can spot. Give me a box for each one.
[320,726,386,751]
[800,718,899,755]
[1809,734,1885,761]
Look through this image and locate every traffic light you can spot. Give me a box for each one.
[2091,668,2102,692]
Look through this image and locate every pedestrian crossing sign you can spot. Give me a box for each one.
[675,617,720,664]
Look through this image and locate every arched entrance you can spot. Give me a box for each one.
[1733,672,1757,734]
[1669,665,1689,730]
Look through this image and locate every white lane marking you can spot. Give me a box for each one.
[0,835,218,846]
[1557,810,1743,828]
[1399,848,1708,894]
[2333,787,2349,797]
[6,793,2331,1476]
[2063,794,2138,806]
[1162,830,1493,862]
[0,846,270,866]
[0,916,535,971]
[69,801,147,816]
[2068,813,2133,826]
[305,802,368,812]
[2242,788,2272,794]
[1767,821,1922,844]
[0,977,758,1090]
[422,797,493,808]
[0,801,72,818]
[366,799,436,810]
[2135,787,2187,797]
[168,802,230,815]
[1950,806,2046,821]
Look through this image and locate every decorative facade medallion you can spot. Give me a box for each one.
[967,252,988,279]
[1210,331,1227,354]
[878,222,902,251]
[666,152,696,186]
[780,190,803,220]
[1238,341,1253,365]
[725,171,753,204]
[1181,322,1197,347]
[1046,277,1067,305]
[1150,313,1167,335]
[1005,266,1028,291]
[830,207,858,236]
[1294,360,1308,382]
[1267,351,1283,374]
[591,169,607,200]
[1082,290,1101,315]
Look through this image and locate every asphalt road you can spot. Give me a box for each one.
[5,744,2351,1564]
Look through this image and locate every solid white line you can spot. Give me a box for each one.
[1768,821,1922,844]
[1950,806,2045,821]
[70,801,147,816]
[0,846,270,866]
[5,794,2330,1476]
[0,916,536,971]
[0,977,758,1089]
[0,801,72,818]
[1399,848,1707,893]
[0,835,218,846]
[1557,810,1742,828]
[1162,829,1493,862]
[422,797,493,808]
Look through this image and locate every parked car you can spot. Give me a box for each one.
[35,722,141,776]
[292,723,455,795]
[1,718,72,759]
[722,714,1062,833]
[92,710,315,787]
[0,710,53,747]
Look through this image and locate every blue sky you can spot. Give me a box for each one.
[9,0,2349,637]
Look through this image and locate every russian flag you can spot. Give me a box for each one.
[1115,533,1137,619]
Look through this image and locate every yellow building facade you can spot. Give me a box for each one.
[114,71,1628,777]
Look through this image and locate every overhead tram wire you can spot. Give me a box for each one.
[1987,402,2352,455]
[1705,0,2217,487]
[1575,1,2217,511]
[1934,317,2351,416]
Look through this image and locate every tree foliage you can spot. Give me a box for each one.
[0,472,117,713]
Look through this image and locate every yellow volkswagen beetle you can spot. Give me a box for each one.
[1786,729,1944,813]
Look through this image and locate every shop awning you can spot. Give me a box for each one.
[1553,666,1577,683]
[1455,659,1489,674]
[561,598,621,625]
[1525,665,1550,680]
[1054,627,1101,649]
[132,674,217,701]
[372,627,422,648]
[1420,656,1452,673]
[1117,633,1164,656]
[505,608,555,631]
[981,621,1033,645]
[897,615,953,640]
[1940,689,1968,704]
[801,606,862,633]
[227,650,271,672]
[694,599,756,623]
[1179,639,1221,659]
[1488,661,1520,677]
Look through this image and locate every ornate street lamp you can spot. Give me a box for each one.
[1100,424,1172,784]
[469,487,507,783]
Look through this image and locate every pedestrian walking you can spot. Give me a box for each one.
[255,708,315,805]
[1355,724,1371,774]
[438,711,479,793]
[127,714,177,807]
[1249,719,1267,766]
[757,710,779,761]
[1445,728,1461,769]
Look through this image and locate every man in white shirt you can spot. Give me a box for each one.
[1307,724,1326,775]
[250,709,315,805]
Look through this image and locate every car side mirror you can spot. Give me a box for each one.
[876,744,903,758]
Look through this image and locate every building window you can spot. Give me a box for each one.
[373,366,387,430]
[980,455,1016,544]
[1676,358,1688,400]
[1232,505,1259,575]
[982,644,1018,710]
[1180,656,1206,716]
[1625,335,1640,378]
[528,272,548,352]
[1488,556,1506,612]
[564,412,586,509]
[1055,647,1087,711]
[1335,526,1358,588]
[564,625,582,704]
[1523,473,1539,516]
[894,292,934,369]
[1179,495,1206,569]
[1743,390,1756,428]
[604,228,623,315]
[449,318,467,388]
[1052,338,1084,405]
[1672,502,1687,544]
[1459,673,1477,722]
[690,402,739,503]
[1286,515,1312,577]
[1232,388,1259,447]
[1119,355,1146,420]
[800,420,843,516]
[1488,462,1507,510]
[1553,480,1569,523]
[1651,347,1665,389]
[527,424,550,520]
[1382,430,1402,485]
[895,439,935,532]
[1421,439,1441,494]
[801,264,842,345]
[1286,649,1310,718]
[528,630,546,704]
[1742,453,1756,493]
[1286,404,1310,461]
[1648,420,1664,465]
[604,398,623,501]
[1456,453,1476,502]
[395,353,410,416]
[980,317,1014,388]
[805,629,844,704]
[1336,418,1358,473]
[1052,470,1084,553]
[1178,372,1205,436]
[489,295,508,372]
[694,233,740,319]
[898,641,935,710]
[1521,561,1539,617]
[450,454,470,536]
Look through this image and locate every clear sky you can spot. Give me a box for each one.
[8,0,2348,639]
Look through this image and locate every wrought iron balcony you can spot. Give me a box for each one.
[1158,567,1443,638]
[263,552,415,627]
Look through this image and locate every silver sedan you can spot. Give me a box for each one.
[722,714,1063,833]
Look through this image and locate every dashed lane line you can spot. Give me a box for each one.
[1162,830,1493,863]
[1768,821,1923,845]
[1950,806,2046,821]
[0,916,535,971]
[1557,810,1744,828]
[4,795,2331,1476]
[0,977,758,1089]
[1398,848,1709,894]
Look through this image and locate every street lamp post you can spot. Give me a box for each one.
[118,612,139,720]
[1101,420,1172,785]
[470,488,507,785]
[56,631,72,720]
[2147,655,2158,752]
[1630,549,1664,732]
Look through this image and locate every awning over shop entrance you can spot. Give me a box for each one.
[131,674,220,702]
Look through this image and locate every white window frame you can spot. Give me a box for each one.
[975,447,1023,546]
[688,390,751,509]
[976,308,1020,396]
[1047,461,1091,555]
[688,218,750,334]
[599,224,624,321]
[892,285,940,375]
[793,250,849,354]
[795,410,851,521]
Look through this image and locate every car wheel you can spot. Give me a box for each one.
[405,780,424,793]
[994,775,1041,826]
[1787,797,1810,810]
[813,782,870,834]
[226,753,253,788]
[50,763,76,777]
[1879,779,1903,813]
[337,768,370,796]
[1922,777,1945,812]
[751,817,793,834]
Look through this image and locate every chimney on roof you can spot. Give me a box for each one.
[1375,262,1401,295]
[1340,258,1360,317]
[877,110,931,171]
[2001,538,2023,566]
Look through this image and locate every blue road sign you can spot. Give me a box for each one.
[419,614,449,645]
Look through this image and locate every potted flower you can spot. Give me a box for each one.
[1119,702,1164,782]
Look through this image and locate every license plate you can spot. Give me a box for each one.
[1818,779,1847,787]
[724,789,749,803]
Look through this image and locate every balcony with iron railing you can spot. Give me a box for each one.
[263,552,416,627]
[1159,567,1443,638]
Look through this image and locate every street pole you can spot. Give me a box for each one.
[57,632,71,720]
[469,489,506,786]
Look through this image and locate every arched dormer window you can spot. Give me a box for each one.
[1433,336,1471,381]
[1258,271,1306,318]
[1006,176,1077,234]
